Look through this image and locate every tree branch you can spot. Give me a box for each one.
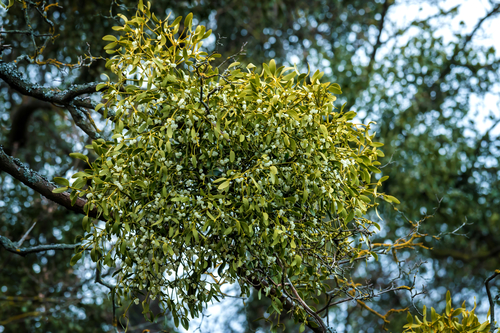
[368,0,392,70]
[67,103,103,140]
[0,145,99,219]
[5,98,56,155]
[0,61,108,138]
[485,271,500,333]
[434,3,500,85]
[245,273,324,333]
[0,234,81,256]
[0,62,103,103]
[17,221,37,247]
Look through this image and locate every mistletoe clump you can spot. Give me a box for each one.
[57,3,399,330]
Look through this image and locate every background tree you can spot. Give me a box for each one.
[1,0,499,332]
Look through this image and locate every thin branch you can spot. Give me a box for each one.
[17,221,37,247]
[368,0,392,70]
[286,277,329,332]
[0,295,76,303]
[0,234,81,256]
[0,146,100,219]
[0,30,53,37]
[67,103,103,140]
[433,3,500,86]
[485,271,500,333]
[245,272,324,333]
[95,263,119,333]
[326,284,411,306]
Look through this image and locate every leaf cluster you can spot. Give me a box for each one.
[403,291,492,333]
[56,3,397,329]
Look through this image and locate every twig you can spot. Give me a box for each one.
[217,42,247,69]
[0,234,81,256]
[368,0,392,70]
[17,221,37,247]
[0,146,101,220]
[485,271,500,332]
[67,103,103,140]
[95,263,119,333]
[286,277,329,332]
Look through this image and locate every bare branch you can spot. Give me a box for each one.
[287,277,328,332]
[95,264,119,333]
[245,272,324,333]
[17,221,37,247]
[67,103,103,140]
[368,0,392,70]
[0,62,112,137]
[485,271,500,332]
[0,145,100,219]
[0,62,104,104]
[0,234,81,256]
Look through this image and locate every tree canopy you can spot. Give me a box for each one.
[1,0,499,332]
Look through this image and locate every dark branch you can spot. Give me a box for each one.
[245,273,325,333]
[0,234,81,256]
[67,103,103,140]
[0,62,103,104]
[368,0,392,70]
[5,98,55,155]
[0,145,99,219]
[485,271,500,332]
[0,61,108,137]
[95,263,118,332]
[435,3,500,85]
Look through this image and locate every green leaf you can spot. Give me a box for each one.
[72,177,87,190]
[293,254,302,266]
[52,187,68,193]
[319,124,328,136]
[102,35,117,42]
[184,12,193,31]
[103,42,117,50]
[384,195,401,204]
[286,109,300,121]
[95,103,105,112]
[328,83,342,94]
[359,195,371,203]
[218,180,230,190]
[53,177,69,187]
[69,153,89,163]
[82,216,90,232]
[370,142,384,147]
[70,252,83,266]
[269,59,276,75]
[282,71,297,81]
[345,210,354,223]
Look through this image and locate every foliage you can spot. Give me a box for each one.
[1,0,500,331]
[55,4,399,330]
[403,291,492,333]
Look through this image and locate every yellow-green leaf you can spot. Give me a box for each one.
[218,180,230,190]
